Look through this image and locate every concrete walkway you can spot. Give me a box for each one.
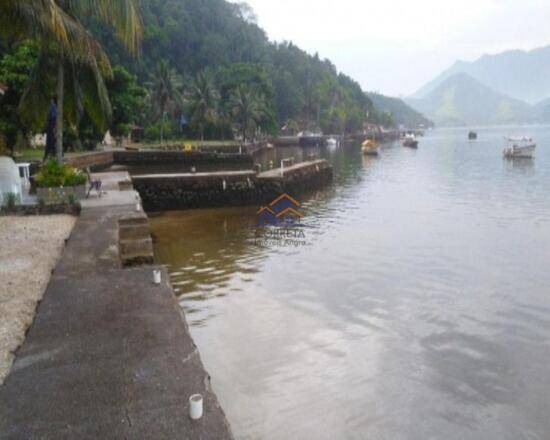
[0,174,233,439]
[257,159,328,179]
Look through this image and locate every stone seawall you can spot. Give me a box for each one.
[258,159,334,196]
[113,150,253,168]
[132,160,333,212]
[66,151,114,170]
[133,171,265,211]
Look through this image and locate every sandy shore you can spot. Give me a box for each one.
[0,215,76,385]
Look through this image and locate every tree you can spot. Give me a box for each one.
[77,65,146,149]
[147,60,182,143]
[187,71,219,142]
[108,66,146,140]
[215,63,277,134]
[1,0,142,163]
[0,41,38,155]
[229,86,266,144]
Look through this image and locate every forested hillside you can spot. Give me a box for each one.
[0,0,430,150]
[87,0,414,136]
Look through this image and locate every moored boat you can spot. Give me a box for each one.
[361,139,379,156]
[403,134,418,149]
[298,131,325,147]
[503,136,536,158]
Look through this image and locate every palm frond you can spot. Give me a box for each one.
[64,0,142,55]
[18,50,58,130]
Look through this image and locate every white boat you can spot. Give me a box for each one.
[326,137,339,147]
[503,136,536,158]
[403,134,418,148]
[297,131,324,147]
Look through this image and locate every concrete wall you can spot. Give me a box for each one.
[132,161,333,212]
[113,150,253,168]
[66,151,114,170]
[133,171,266,211]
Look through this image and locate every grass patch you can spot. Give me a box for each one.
[13,148,44,161]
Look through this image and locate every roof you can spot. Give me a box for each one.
[276,207,303,219]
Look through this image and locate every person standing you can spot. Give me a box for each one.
[43,96,57,162]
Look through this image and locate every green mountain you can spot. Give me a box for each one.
[405,73,534,126]
[366,92,433,128]
[89,0,429,134]
[533,97,550,122]
[412,46,550,104]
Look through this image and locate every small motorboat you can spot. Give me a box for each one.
[362,139,379,156]
[503,136,536,158]
[403,134,418,149]
[468,131,478,140]
[298,131,324,147]
[326,137,339,147]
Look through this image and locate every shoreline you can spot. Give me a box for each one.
[0,176,233,439]
[1,151,333,437]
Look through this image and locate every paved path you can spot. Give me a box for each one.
[0,176,233,439]
[133,170,257,179]
[257,159,328,179]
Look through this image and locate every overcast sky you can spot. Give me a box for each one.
[245,0,550,97]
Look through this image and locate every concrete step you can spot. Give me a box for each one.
[118,214,149,227]
[118,180,134,191]
[119,237,153,256]
[120,252,154,266]
[119,224,151,241]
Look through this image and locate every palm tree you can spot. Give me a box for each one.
[147,60,183,144]
[1,0,142,163]
[187,71,219,143]
[0,1,141,57]
[229,86,266,144]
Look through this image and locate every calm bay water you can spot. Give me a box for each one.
[150,127,550,440]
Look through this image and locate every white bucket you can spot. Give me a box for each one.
[189,394,203,420]
[153,270,162,285]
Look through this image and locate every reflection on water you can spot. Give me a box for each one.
[150,127,550,440]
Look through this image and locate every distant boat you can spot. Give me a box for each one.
[361,139,379,156]
[468,131,478,140]
[403,134,418,149]
[503,136,536,158]
[298,131,324,147]
[326,137,339,147]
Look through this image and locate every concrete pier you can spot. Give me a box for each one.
[0,173,233,439]
[133,160,333,211]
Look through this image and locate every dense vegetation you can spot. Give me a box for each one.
[0,0,141,160]
[0,0,430,153]
[88,0,391,140]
